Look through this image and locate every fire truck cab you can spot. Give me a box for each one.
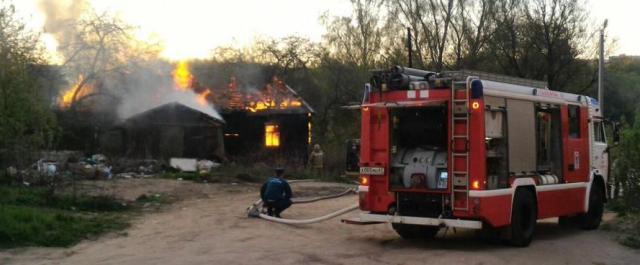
[348,66,608,246]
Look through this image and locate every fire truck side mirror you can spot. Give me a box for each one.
[613,123,621,144]
[606,120,621,144]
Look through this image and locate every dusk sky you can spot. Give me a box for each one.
[11,0,640,61]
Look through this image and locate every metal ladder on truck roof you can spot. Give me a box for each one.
[450,77,472,211]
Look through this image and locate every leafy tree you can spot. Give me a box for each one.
[0,1,57,167]
[604,56,640,121]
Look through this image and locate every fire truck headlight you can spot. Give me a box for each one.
[360,176,369,186]
[472,180,480,190]
[471,101,480,110]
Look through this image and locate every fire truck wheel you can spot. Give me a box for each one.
[506,189,537,247]
[580,182,604,230]
[391,223,439,239]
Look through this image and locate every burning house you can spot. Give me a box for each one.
[102,101,225,161]
[213,76,314,164]
[97,61,314,164]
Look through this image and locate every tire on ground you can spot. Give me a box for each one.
[504,188,537,247]
[392,223,439,239]
[580,181,604,230]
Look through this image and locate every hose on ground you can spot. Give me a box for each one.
[246,187,359,225]
[292,188,356,204]
[257,204,359,225]
[287,179,318,184]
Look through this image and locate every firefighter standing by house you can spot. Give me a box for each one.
[308,144,324,176]
[260,168,292,218]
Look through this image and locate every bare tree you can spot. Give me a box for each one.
[389,0,455,71]
[255,36,320,75]
[486,0,589,90]
[321,0,385,69]
[524,0,588,89]
[448,0,495,69]
[59,11,158,110]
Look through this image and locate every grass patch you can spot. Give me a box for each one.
[0,185,133,249]
[603,212,640,249]
[135,193,175,204]
[0,186,129,212]
[0,205,128,248]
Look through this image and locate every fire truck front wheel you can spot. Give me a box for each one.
[505,189,537,247]
[391,223,439,239]
[580,181,605,230]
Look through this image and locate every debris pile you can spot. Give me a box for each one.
[4,152,223,185]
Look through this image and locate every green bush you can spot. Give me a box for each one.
[613,111,640,213]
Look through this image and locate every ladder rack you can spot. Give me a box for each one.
[449,78,475,211]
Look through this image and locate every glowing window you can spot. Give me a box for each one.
[265,124,280,147]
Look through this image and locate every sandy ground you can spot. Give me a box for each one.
[1,179,639,265]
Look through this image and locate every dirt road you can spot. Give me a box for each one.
[1,179,638,265]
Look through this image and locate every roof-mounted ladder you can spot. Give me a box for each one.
[450,77,474,212]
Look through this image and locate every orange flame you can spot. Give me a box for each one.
[173,61,193,90]
[246,98,302,112]
[59,75,93,108]
[197,90,211,106]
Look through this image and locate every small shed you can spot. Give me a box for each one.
[102,102,225,161]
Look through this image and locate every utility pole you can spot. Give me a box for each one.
[407,27,413,68]
[598,19,608,114]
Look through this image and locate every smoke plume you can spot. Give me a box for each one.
[39,0,88,51]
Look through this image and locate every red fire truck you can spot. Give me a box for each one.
[347,66,608,247]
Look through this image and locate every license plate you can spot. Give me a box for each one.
[360,167,385,175]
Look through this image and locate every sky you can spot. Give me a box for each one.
[10,0,640,62]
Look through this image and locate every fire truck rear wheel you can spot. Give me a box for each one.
[391,223,439,239]
[505,189,537,247]
[580,182,604,230]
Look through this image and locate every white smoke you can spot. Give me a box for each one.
[39,0,87,51]
[38,1,224,122]
[120,89,224,121]
[115,61,223,122]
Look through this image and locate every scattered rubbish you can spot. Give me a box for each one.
[37,160,58,177]
[96,164,112,179]
[37,150,83,169]
[196,160,219,175]
[6,166,17,177]
[170,158,197,172]
[87,154,108,165]
[115,172,135,179]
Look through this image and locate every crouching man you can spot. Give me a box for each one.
[260,167,292,218]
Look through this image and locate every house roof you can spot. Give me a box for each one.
[210,80,315,115]
[124,102,225,127]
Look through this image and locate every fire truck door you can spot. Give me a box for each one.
[590,120,608,180]
[563,105,589,183]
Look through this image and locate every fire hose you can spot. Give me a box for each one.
[247,187,359,225]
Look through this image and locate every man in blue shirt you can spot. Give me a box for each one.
[260,167,292,218]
